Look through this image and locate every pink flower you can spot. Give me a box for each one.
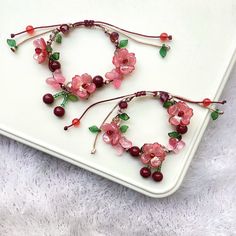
[71,73,96,99]
[112,48,136,75]
[101,122,132,155]
[140,143,166,168]
[168,101,193,126]
[105,69,123,89]
[46,70,66,90]
[168,138,185,153]
[33,38,47,64]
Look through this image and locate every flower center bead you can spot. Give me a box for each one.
[178,111,184,117]
[35,48,42,55]
[122,59,128,64]
[107,130,113,135]
[150,153,155,158]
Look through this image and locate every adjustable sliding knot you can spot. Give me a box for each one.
[135,91,146,97]
[84,20,95,27]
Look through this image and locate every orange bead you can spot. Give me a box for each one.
[72,118,80,126]
[26,25,34,34]
[203,98,211,107]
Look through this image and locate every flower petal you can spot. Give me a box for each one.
[46,78,61,90]
[119,137,132,149]
[114,144,124,156]
[140,154,151,164]
[86,83,96,93]
[150,156,162,168]
[113,79,122,89]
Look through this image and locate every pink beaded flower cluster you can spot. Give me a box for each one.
[31,25,136,117]
[87,91,195,182]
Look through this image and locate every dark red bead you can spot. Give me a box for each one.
[60,24,70,34]
[159,92,170,103]
[152,171,163,182]
[49,60,61,72]
[92,75,104,88]
[43,93,54,104]
[110,32,119,43]
[140,167,151,178]
[129,146,140,157]
[119,101,128,109]
[176,125,188,134]
[54,106,65,117]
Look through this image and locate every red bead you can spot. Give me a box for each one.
[178,111,184,117]
[49,60,61,72]
[140,167,151,178]
[160,33,168,41]
[176,125,188,134]
[26,25,34,34]
[35,48,42,55]
[119,101,128,109]
[203,98,211,107]
[60,24,70,34]
[54,106,65,117]
[43,93,54,104]
[110,32,119,43]
[92,75,104,88]
[152,171,163,182]
[129,146,140,157]
[72,118,80,126]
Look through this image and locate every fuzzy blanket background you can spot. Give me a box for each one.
[0,65,236,236]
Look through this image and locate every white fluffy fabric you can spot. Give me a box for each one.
[0,66,236,236]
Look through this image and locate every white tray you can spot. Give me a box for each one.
[1,0,236,197]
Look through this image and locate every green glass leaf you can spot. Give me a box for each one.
[211,109,219,121]
[46,45,53,53]
[120,125,129,133]
[119,39,128,48]
[168,131,182,140]
[163,101,174,108]
[55,34,62,44]
[7,39,16,47]
[159,44,168,58]
[50,52,60,61]
[68,94,78,101]
[89,125,101,133]
[118,113,130,121]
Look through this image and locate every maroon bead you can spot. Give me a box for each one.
[60,24,70,34]
[43,93,54,104]
[119,101,128,109]
[110,32,119,43]
[152,171,163,182]
[140,167,151,178]
[160,91,170,103]
[49,60,61,72]
[176,125,188,134]
[54,106,65,117]
[129,146,140,157]
[92,75,104,88]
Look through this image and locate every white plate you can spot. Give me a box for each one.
[1,0,236,198]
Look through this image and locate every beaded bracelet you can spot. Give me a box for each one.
[7,20,172,117]
[64,90,226,182]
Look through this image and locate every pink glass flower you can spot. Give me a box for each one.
[168,138,185,153]
[33,38,47,64]
[140,143,166,168]
[168,101,193,126]
[112,48,136,75]
[101,122,132,155]
[71,73,96,99]
[105,69,123,89]
[46,70,66,90]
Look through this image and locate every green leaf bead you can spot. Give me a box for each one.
[46,45,53,53]
[7,39,16,47]
[68,94,78,101]
[89,125,101,133]
[163,101,174,108]
[159,44,168,58]
[50,52,60,61]
[120,125,129,133]
[168,131,182,140]
[118,113,130,121]
[55,34,62,44]
[119,39,128,48]
[211,110,219,120]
